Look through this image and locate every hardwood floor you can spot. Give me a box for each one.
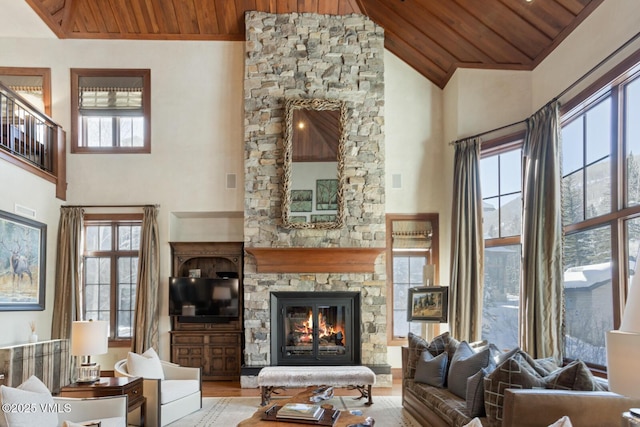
[202,374,403,398]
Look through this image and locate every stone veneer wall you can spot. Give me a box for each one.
[242,12,388,386]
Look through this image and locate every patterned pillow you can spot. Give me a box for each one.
[406,332,430,379]
[447,341,491,399]
[544,359,606,391]
[426,331,452,357]
[483,356,546,426]
[415,350,448,387]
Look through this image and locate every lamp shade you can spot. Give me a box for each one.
[71,320,108,356]
[606,271,640,399]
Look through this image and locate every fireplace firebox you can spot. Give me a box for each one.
[270,291,361,366]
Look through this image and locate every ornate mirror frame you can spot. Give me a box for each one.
[282,98,347,229]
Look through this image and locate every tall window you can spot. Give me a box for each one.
[386,214,439,345]
[561,53,640,367]
[480,136,523,351]
[83,215,141,343]
[71,69,150,153]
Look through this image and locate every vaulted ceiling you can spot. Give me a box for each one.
[24,0,603,88]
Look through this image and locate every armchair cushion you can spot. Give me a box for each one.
[0,375,57,427]
[126,348,165,380]
[160,380,200,405]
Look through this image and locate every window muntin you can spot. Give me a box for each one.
[83,218,141,342]
[71,69,150,153]
[480,140,523,352]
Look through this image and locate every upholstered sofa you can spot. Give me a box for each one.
[114,349,202,427]
[401,332,640,427]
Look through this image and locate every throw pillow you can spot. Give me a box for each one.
[447,341,491,399]
[414,351,448,387]
[544,359,605,391]
[483,356,546,427]
[426,331,452,357]
[462,417,483,427]
[127,349,165,380]
[0,375,57,427]
[406,332,430,379]
[548,416,573,427]
[466,367,490,417]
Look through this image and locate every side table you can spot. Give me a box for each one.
[60,376,146,426]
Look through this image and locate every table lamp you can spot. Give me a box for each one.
[606,270,640,425]
[71,320,108,383]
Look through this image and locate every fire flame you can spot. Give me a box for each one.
[294,311,345,343]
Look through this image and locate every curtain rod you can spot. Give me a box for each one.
[450,30,640,146]
[62,204,159,208]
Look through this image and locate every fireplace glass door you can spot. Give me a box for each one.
[272,292,360,365]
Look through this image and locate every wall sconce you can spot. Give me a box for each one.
[71,320,108,383]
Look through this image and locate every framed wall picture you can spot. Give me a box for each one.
[316,179,338,210]
[290,190,313,212]
[407,286,448,322]
[0,210,46,311]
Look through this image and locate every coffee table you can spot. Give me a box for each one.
[237,387,373,427]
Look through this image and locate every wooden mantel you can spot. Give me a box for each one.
[245,247,385,273]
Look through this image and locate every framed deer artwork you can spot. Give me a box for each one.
[0,210,46,311]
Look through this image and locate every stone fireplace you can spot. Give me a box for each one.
[242,12,389,387]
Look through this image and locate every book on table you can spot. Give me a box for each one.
[276,403,325,421]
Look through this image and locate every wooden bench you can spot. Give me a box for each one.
[257,365,376,406]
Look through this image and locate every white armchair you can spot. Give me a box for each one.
[55,395,128,427]
[114,358,201,427]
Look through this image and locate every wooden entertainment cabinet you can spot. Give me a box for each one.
[169,242,243,381]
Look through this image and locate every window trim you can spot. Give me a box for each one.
[83,213,142,346]
[386,213,439,346]
[70,68,151,154]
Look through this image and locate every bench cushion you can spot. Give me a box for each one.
[258,366,376,387]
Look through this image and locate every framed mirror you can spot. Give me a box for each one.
[282,98,347,229]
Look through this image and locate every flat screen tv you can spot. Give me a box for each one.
[169,277,239,319]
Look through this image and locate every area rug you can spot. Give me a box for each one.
[168,395,420,426]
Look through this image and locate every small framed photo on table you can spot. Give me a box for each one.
[407,286,448,322]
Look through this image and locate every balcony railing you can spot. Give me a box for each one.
[0,82,66,200]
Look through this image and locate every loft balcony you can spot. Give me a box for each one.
[0,82,66,200]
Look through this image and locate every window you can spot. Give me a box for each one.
[0,67,51,115]
[480,136,524,351]
[561,51,640,367]
[71,69,150,153]
[82,215,142,343]
[386,214,439,345]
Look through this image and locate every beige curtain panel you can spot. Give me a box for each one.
[51,207,84,340]
[520,101,564,361]
[449,138,484,342]
[131,205,160,354]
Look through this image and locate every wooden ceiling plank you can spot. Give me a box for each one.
[317,2,338,15]
[213,0,239,34]
[363,0,492,64]
[456,0,550,60]
[384,32,446,88]
[364,1,456,72]
[112,0,140,34]
[24,0,64,35]
[59,0,80,35]
[254,0,275,13]
[339,0,361,15]
[297,0,317,14]
[555,0,591,16]
[500,0,575,39]
[88,0,119,34]
[75,1,100,34]
[276,0,298,14]
[128,0,152,34]
[193,0,220,34]
[172,0,200,34]
[140,0,165,34]
[426,0,532,65]
[156,0,181,34]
